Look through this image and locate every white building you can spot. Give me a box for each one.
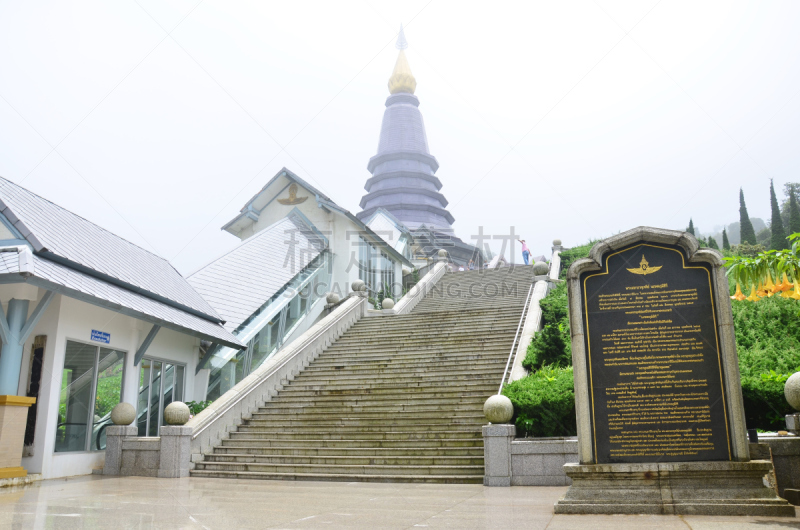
[190,168,412,398]
[0,178,244,480]
[0,167,413,481]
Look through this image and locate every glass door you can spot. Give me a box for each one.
[137,358,185,436]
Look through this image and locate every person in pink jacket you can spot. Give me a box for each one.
[518,239,531,265]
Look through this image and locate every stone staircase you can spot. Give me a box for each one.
[191,265,534,483]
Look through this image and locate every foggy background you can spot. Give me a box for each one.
[1,0,798,273]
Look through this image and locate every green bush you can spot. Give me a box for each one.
[523,283,571,370]
[522,323,571,371]
[539,281,569,323]
[502,366,577,437]
[732,295,800,430]
[186,400,212,415]
[558,243,594,280]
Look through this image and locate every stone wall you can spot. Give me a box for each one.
[483,425,578,486]
[511,437,578,486]
[756,435,800,502]
[103,425,191,479]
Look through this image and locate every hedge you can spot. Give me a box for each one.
[502,366,577,437]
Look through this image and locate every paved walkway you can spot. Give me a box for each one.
[0,476,798,529]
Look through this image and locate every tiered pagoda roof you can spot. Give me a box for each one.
[356,27,454,231]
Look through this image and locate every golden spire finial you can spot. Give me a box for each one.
[388,25,416,94]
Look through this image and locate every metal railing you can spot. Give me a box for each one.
[498,282,535,394]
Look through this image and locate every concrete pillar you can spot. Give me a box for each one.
[158,425,192,478]
[482,424,515,486]
[122,327,141,407]
[0,299,30,395]
[102,425,137,475]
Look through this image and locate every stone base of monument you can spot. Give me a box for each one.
[554,461,796,516]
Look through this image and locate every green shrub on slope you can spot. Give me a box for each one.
[558,243,594,281]
[732,295,800,430]
[502,366,577,437]
[523,282,571,371]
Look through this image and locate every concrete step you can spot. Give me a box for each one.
[309,357,508,368]
[266,393,492,405]
[244,406,484,420]
[277,383,497,401]
[317,347,512,358]
[202,454,484,466]
[188,469,484,484]
[284,373,502,385]
[249,411,485,422]
[226,432,482,442]
[220,438,483,448]
[237,424,482,434]
[193,461,484,476]
[210,446,485,457]
[282,380,501,391]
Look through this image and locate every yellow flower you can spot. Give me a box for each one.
[731,283,746,301]
[746,285,761,302]
[792,281,800,301]
[777,273,793,292]
[763,273,776,297]
[756,282,770,298]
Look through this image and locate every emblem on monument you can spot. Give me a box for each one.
[277,183,308,205]
[626,254,662,275]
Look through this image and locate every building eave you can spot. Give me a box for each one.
[316,198,413,268]
[0,272,244,350]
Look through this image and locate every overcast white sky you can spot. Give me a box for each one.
[1,1,799,273]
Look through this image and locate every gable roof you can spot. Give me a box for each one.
[188,211,325,332]
[0,177,222,323]
[0,246,243,349]
[222,168,413,268]
[362,207,412,236]
[222,168,331,234]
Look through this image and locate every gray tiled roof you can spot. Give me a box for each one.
[188,214,323,332]
[0,253,243,348]
[0,177,221,321]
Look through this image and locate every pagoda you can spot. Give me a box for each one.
[356,27,454,231]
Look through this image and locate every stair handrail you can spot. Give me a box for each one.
[187,295,367,455]
[498,280,535,394]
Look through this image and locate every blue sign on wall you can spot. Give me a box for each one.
[91,330,111,344]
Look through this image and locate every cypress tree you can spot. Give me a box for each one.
[789,192,800,236]
[739,188,757,245]
[707,236,719,250]
[769,179,787,250]
[687,218,695,235]
[722,228,730,250]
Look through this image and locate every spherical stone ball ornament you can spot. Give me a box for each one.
[533,261,549,275]
[484,394,514,424]
[326,292,340,305]
[437,249,448,258]
[351,279,366,293]
[164,401,191,425]
[785,372,800,411]
[382,298,395,310]
[553,239,562,246]
[110,402,136,426]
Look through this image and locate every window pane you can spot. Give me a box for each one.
[250,319,280,373]
[161,364,175,426]
[174,365,185,403]
[148,361,162,436]
[284,295,301,333]
[55,341,96,452]
[91,348,124,451]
